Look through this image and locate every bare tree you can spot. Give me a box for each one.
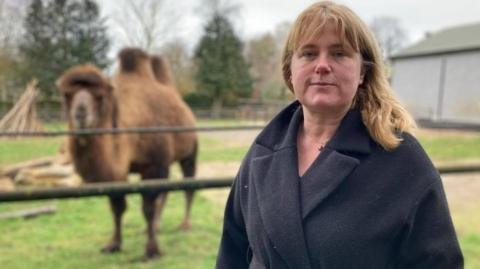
[160,39,196,96]
[0,0,29,50]
[111,0,183,52]
[196,0,242,21]
[369,16,408,60]
[273,21,291,46]
[246,33,278,100]
[0,0,29,102]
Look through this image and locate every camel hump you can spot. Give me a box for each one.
[57,64,108,90]
[150,55,173,85]
[118,47,150,73]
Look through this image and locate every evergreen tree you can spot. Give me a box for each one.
[19,0,110,99]
[193,13,252,116]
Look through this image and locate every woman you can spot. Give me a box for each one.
[216,1,463,269]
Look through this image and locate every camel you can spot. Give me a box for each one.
[56,47,198,258]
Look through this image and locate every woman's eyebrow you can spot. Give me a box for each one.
[299,44,317,50]
[298,42,354,53]
[329,43,347,49]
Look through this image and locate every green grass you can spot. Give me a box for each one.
[0,193,223,269]
[0,136,248,166]
[44,122,69,131]
[461,234,480,268]
[0,138,64,165]
[197,137,248,162]
[418,135,480,162]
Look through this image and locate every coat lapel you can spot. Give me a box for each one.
[252,147,313,269]
[299,149,359,219]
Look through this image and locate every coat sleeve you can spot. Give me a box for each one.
[395,180,464,268]
[215,176,250,269]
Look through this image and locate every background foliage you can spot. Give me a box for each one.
[193,13,253,115]
[18,0,109,99]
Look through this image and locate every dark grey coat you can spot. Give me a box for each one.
[216,101,463,269]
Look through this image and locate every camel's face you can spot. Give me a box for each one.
[57,66,112,130]
[66,89,101,129]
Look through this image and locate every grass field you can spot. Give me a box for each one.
[1,124,480,268]
[0,194,222,269]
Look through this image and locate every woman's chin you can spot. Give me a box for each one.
[300,98,352,114]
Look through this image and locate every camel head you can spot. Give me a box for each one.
[57,64,115,130]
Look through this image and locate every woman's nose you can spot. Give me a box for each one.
[314,55,332,74]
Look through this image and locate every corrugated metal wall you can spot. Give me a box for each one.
[391,50,480,123]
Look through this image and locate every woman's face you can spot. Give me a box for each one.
[290,23,364,114]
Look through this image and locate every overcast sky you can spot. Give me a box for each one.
[226,0,480,43]
[101,0,480,51]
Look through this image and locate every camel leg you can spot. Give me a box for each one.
[154,192,169,229]
[178,143,197,230]
[142,193,161,258]
[152,166,169,232]
[141,165,169,258]
[101,195,127,253]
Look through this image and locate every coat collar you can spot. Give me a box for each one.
[255,101,372,155]
[251,101,372,268]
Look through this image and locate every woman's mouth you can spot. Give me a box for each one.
[309,81,335,87]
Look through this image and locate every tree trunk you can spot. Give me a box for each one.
[210,98,223,119]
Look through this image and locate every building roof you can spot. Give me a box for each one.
[391,22,480,59]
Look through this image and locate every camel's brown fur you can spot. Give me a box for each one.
[57,47,197,258]
[150,54,173,85]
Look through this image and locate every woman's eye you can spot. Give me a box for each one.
[300,50,316,59]
[332,51,345,58]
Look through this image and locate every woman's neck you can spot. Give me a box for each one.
[300,106,349,144]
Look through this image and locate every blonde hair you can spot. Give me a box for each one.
[281,1,416,150]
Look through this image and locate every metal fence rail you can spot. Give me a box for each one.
[417,119,480,132]
[1,162,480,203]
[0,178,234,202]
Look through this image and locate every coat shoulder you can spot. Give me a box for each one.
[396,132,434,168]
[385,132,440,187]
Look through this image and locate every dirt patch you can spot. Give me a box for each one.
[197,131,259,205]
[197,161,241,178]
[198,161,240,205]
[199,129,260,148]
[443,173,480,210]
[442,173,480,235]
